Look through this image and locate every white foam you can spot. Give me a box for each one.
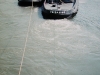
[31,19,82,43]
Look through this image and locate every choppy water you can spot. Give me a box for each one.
[0,0,100,75]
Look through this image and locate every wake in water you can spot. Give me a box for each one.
[31,19,84,43]
[30,18,100,50]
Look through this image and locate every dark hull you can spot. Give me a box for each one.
[42,11,77,19]
[18,0,44,7]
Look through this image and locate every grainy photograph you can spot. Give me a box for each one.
[0,0,100,75]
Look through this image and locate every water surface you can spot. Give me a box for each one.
[0,0,100,75]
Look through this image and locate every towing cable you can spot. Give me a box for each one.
[18,1,33,75]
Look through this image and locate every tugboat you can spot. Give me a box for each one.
[42,0,79,19]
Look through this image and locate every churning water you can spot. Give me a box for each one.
[0,0,100,75]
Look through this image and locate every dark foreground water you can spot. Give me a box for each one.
[0,0,100,75]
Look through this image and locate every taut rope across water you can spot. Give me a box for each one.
[18,1,34,75]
